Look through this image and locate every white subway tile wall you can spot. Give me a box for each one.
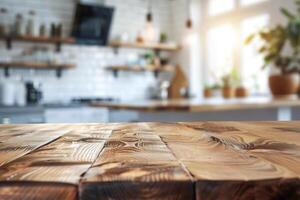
[0,0,182,102]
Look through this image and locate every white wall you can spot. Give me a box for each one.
[0,0,175,103]
[170,0,202,98]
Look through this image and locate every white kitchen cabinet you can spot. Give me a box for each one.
[45,107,109,123]
[0,106,45,124]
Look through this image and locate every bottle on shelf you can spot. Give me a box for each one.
[39,23,46,37]
[14,13,24,36]
[0,8,8,37]
[26,10,36,36]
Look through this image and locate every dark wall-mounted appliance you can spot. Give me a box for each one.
[72,4,114,46]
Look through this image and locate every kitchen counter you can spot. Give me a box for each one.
[91,96,300,112]
[0,103,109,124]
[0,122,299,199]
[91,97,300,122]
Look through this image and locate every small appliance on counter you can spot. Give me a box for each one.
[25,81,43,105]
[147,80,171,100]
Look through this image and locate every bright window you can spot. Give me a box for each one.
[207,25,236,83]
[241,14,269,93]
[202,0,271,95]
[241,0,268,6]
[208,0,235,16]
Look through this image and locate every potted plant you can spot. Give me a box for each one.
[203,84,221,98]
[245,2,300,96]
[221,68,241,99]
[221,74,235,99]
[232,69,249,98]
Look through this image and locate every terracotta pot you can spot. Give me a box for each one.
[235,87,248,98]
[269,73,300,96]
[222,87,235,99]
[203,89,212,98]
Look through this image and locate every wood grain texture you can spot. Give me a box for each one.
[0,124,69,167]
[0,122,300,200]
[148,122,300,200]
[80,123,193,200]
[0,124,112,200]
[0,183,77,200]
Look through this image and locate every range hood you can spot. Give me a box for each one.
[72,3,114,46]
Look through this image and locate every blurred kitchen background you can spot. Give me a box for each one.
[0,0,300,124]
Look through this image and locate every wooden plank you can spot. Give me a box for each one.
[0,124,113,200]
[196,178,300,200]
[0,183,77,200]
[0,62,75,69]
[109,41,181,52]
[0,35,75,44]
[0,124,69,167]
[105,65,174,73]
[0,122,300,199]
[80,123,193,200]
[148,122,300,200]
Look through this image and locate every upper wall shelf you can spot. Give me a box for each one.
[106,65,175,78]
[108,41,181,53]
[0,35,75,52]
[0,61,75,78]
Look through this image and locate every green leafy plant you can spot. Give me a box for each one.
[221,68,240,88]
[245,0,300,74]
[160,33,168,43]
[204,83,221,90]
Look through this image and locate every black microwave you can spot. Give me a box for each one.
[72,4,114,46]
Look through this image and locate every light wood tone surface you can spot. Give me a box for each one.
[80,123,192,200]
[109,41,181,52]
[0,62,75,69]
[105,65,174,73]
[91,97,300,112]
[0,124,68,167]
[0,122,299,199]
[0,35,75,44]
[168,65,189,99]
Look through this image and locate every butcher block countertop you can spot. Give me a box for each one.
[0,122,300,200]
[91,97,300,112]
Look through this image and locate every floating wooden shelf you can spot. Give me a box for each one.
[0,61,75,78]
[0,35,75,44]
[106,65,174,78]
[109,41,180,52]
[0,35,75,52]
[0,61,75,69]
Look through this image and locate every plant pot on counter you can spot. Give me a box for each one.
[235,87,248,98]
[204,89,212,98]
[269,73,300,97]
[222,87,235,99]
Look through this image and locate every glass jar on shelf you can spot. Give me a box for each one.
[26,10,36,36]
[14,13,24,36]
[0,8,8,36]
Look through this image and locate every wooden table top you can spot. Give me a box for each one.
[91,97,300,112]
[0,122,300,200]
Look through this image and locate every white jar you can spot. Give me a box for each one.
[15,80,26,106]
[0,80,15,106]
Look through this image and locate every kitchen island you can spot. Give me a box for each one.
[92,97,300,122]
[0,122,299,199]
